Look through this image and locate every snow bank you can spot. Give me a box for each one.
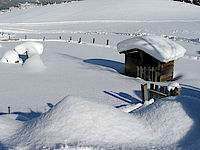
[133,97,193,148]
[22,54,46,72]
[15,42,44,57]
[117,35,186,62]
[0,50,22,64]
[6,96,149,149]
[3,96,196,149]
[0,115,22,141]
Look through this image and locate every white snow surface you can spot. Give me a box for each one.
[117,35,186,62]
[22,54,46,72]
[0,50,21,64]
[0,0,199,149]
[15,42,44,56]
[167,82,181,91]
[2,96,196,149]
[0,0,200,23]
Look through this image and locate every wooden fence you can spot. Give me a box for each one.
[0,35,110,47]
[141,83,181,103]
[137,66,159,82]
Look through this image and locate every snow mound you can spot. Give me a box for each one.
[117,35,186,62]
[167,82,181,91]
[15,42,44,57]
[4,96,195,149]
[6,96,149,149]
[0,50,22,64]
[133,96,194,148]
[22,54,46,72]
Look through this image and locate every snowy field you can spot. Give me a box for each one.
[0,0,200,149]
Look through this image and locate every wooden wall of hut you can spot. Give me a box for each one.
[124,49,174,82]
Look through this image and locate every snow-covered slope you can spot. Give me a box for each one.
[0,0,200,23]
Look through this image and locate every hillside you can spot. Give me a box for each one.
[0,0,200,149]
[0,0,200,23]
[0,0,76,11]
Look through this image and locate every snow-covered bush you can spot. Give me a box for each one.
[0,50,23,64]
[15,42,44,57]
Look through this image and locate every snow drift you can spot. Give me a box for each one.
[3,96,196,149]
[0,50,23,64]
[0,115,22,141]
[22,54,46,72]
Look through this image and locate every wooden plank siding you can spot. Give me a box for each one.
[124,50,174,82]
[159,61,174,82]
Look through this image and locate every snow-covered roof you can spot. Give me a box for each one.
[117,35,186,62]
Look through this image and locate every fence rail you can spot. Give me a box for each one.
[141,83,181,103]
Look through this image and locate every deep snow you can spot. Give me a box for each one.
[2,95,198,149]
[0,0,200,149]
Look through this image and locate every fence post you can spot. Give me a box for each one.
[93,38,95,44]
[174,87,181,96]
[160,86,166,98]
[78,37,82,43]
[165,87,169,96]
[106,40,109,46]
[154,85,159,101]
[141,84,148,104]
[150,83,154,99]
[8,106,11,114]
[170,89,175,96]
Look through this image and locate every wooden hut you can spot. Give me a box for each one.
[117,35,186,82]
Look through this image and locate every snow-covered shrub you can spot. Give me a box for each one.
[0,50,22,64]
[15,42,44,57]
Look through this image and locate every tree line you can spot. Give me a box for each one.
[174,0,200,6]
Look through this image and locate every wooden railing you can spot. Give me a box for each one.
[141,83,181,103]
[137,66,160,82]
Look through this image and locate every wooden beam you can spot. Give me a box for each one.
[154,85,159,101]
[141,84,148,104]
[149,89,167,98]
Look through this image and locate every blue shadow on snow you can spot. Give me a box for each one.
[19,54,28,63]
[84,59,125,74]
[173,85,200,149]
[104,91,141,106]
[13,110,42,121]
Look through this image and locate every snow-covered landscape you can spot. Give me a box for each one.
[0,0,200,149]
